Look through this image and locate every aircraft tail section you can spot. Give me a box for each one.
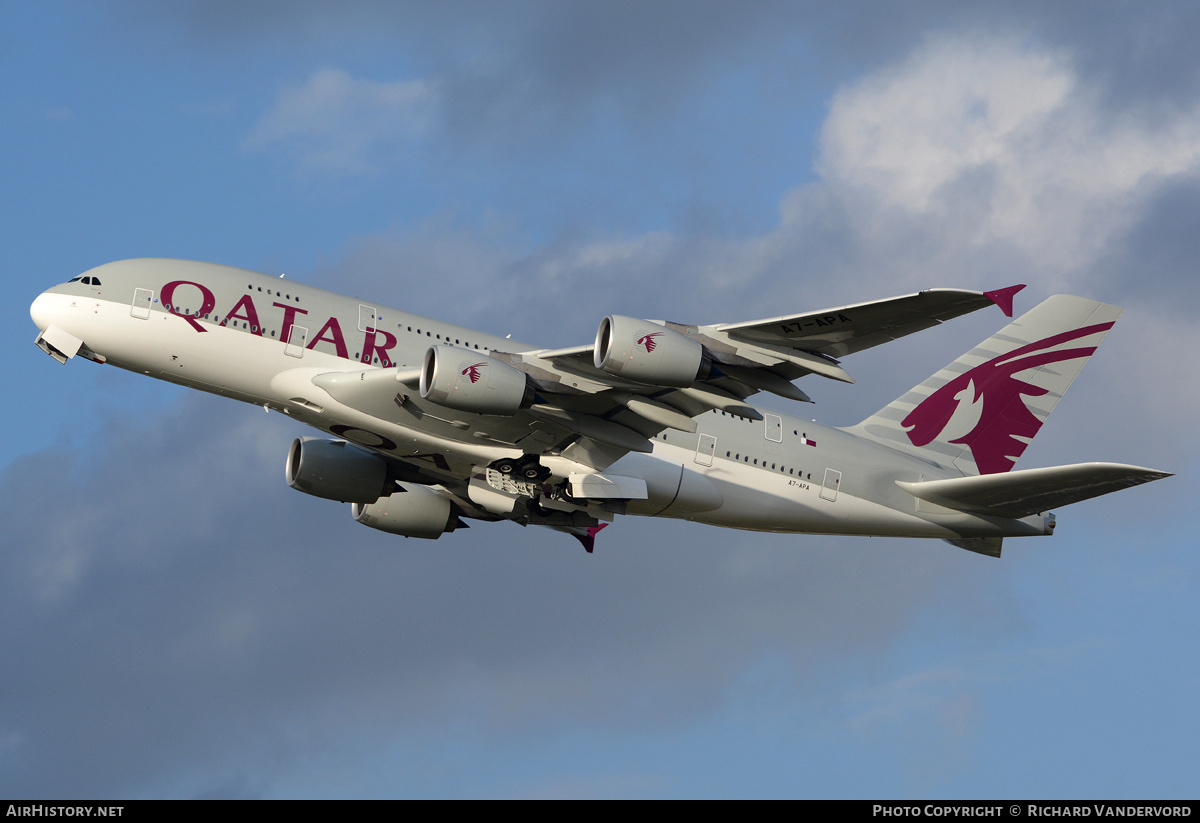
[850,295,1122,475]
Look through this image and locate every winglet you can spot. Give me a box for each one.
[983,284,1026,317]
[573,523,609,554]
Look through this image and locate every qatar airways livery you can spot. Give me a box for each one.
[31,258,1170,556]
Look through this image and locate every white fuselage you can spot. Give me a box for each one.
[31,259,1048,542]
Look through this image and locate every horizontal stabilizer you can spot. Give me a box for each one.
[898,462,1172,519]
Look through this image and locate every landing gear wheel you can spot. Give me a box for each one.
[490,456,549,483]
[518,458,550,482]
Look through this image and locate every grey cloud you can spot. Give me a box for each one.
[113,2,1200,117]
[2,391,998,797]
[1100,178,1200,317]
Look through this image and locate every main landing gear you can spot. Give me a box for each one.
[490,455,551,483]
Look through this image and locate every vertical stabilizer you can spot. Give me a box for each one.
[849,295,1121,476]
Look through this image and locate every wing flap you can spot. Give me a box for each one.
[943,537,1004,558]
[898,462,1172,519]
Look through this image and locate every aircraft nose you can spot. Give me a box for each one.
[30,291,57,332]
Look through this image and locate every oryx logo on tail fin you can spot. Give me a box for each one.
[849,294,1123,476]
[901,322,1114,474]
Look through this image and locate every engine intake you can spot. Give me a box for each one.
[594,315,705,387]
[420,345,531,415]
[286,437,390,503]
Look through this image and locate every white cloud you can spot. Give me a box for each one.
[816,35,1200,280]
[245,69,439,173]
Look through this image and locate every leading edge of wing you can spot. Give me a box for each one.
[712,285,1025,359]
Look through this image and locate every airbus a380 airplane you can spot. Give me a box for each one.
[31,259,1170,556]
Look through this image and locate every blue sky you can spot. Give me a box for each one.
[3,1,1198,798]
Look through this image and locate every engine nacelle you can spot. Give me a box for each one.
[352,483,458,539]
[594,315,705,387]
[420,345,530,415]
[286,437,390,503]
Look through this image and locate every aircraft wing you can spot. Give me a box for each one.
[309,285,1023,474]
[712,285,1025,358]
[523,284,1022,385]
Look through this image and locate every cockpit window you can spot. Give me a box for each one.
[68,276,82,282]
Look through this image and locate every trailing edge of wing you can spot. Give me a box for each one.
[897,462,1172,519]
[714,286,1023,358]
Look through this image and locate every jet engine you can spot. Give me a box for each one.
[594,315,706,387]
[286,437,390,503]
[420,345,531,415]
[352,483,460,538]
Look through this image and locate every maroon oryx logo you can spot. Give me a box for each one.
[902,322,1113,474]
[462,363,486,383]
[637,332,663,353]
